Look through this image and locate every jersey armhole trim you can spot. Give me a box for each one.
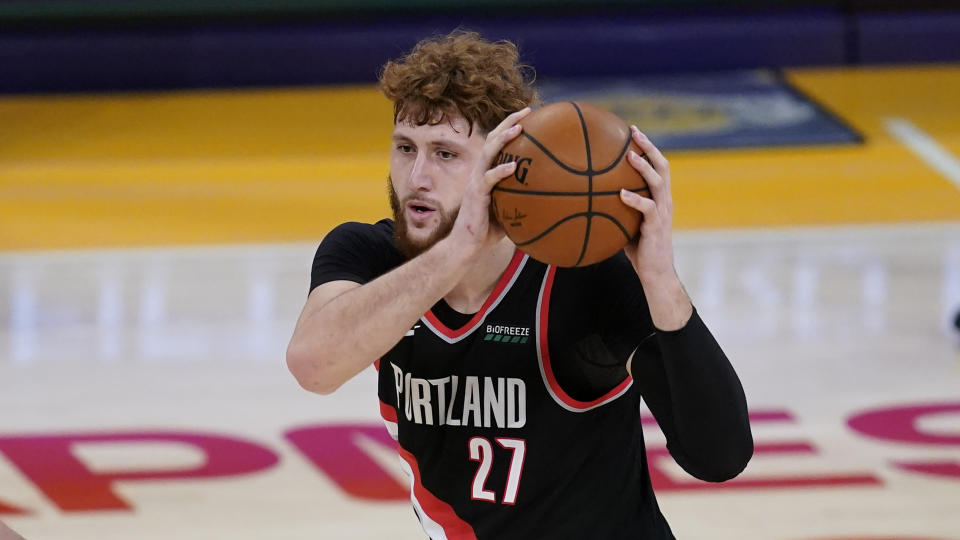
[535,265,633,413]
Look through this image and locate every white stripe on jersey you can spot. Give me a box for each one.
[399,457,448,540]
[382,418,398,441]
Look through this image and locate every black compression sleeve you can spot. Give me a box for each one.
[633,309,753,482]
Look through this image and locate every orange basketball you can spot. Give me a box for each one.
[492,101,649,267]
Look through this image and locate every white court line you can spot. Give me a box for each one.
[884,116,960,191]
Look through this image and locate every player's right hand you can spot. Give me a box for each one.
[448,107,532,256]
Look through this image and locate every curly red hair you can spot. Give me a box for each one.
[379,30,539,135]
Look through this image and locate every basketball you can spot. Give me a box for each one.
[492,101,649,267]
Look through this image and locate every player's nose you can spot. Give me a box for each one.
[407,152,434,191]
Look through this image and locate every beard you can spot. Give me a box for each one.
[388,177,459,260]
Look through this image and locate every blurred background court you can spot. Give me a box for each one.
[1,1,959,539]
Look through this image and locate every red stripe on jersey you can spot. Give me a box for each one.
[424,250,525,339]
[380,399,398,423]
[538,266,633,411]
[374,358,381,371]
[397,447,478,540]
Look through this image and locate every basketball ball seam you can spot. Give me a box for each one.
[492,101,649,267]
[513,212,635,248]
[572,102,595,266]
[514,126,633,177]
[489,186,650,197]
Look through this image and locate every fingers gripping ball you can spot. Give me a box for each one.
[492,102,649,267]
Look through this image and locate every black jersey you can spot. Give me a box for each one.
[310,219,753,540]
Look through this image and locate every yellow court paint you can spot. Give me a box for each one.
[1,67,959,250]
[673,65,960,229]
[0,87,396,250]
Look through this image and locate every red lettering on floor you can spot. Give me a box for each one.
[0,431,279,512]
[647,409,882,490]
[285,423,406,500]
[848,402,960,480]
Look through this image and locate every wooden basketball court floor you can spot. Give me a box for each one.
[1,65,959,539]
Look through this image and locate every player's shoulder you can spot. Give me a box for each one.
[326,218,395,244]
[320,219,398,255]
[315,218,401,267]
[311,219,401,290]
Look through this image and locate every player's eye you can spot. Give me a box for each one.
[397,144,415,154]
[437,150,456,160]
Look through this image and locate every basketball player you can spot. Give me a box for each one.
[288,31,753,539]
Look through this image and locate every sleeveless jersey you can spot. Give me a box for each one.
[376,250,674,539]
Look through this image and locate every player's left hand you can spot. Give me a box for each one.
[619,126,677,284]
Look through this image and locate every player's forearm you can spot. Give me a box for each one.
[288,238,473,394]
[639,270,694,331]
